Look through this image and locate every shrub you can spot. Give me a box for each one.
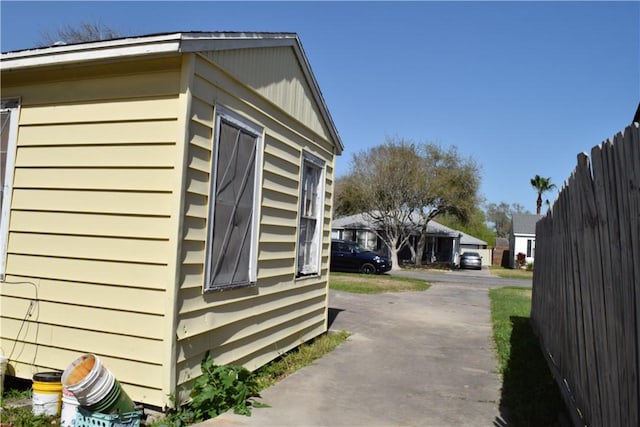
[154,354,266,426]
[516,252,527,269]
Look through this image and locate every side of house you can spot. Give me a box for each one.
[0,54,184,405]
[510,213,539,267]
[0,33,342,407]
[173,41,340,402]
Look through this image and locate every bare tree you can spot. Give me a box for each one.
[485,202,529,237]
[336,139,420,269]
[335,137,481,269]
[411,144,480,266]
[39,21,122,46]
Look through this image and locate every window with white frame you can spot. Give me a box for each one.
[0,99,19,281]
[204,107,262,292]
[296,154,325,276]
[527,239,535,258]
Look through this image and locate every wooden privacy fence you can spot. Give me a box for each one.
[531,122,640,427]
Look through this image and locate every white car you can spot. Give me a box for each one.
[459,252,482,270]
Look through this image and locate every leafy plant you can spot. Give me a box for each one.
[149,331,349,426]
[516,252,527,269]
[189,354,264,419]
[152,355,266,426]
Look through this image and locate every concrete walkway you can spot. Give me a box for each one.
[203,279,508,427]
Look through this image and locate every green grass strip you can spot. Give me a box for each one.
[489,286,565,426]
[329,273,430,294]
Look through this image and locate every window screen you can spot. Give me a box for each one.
[205,111,260,292]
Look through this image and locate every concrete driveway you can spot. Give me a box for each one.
[202,270,513,427]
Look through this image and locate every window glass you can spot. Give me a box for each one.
[297,155,324,276]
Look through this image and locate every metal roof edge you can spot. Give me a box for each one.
[1,33,183,69]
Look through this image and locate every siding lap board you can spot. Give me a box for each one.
[0,62,181,402]
[174,54,334,399]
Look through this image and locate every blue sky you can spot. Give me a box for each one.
[2,1,639,214]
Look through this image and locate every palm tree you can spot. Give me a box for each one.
[530,175,556,215]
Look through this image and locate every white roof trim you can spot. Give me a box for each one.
[1,31,343,153]
[1,33,183,69]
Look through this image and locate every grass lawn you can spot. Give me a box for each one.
[489,266,533,280]
[489,286,566,426]
[329,272,430,294]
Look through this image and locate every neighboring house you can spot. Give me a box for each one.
[331,213,489,266]
[0,32,343,407]
[510,213,540,267]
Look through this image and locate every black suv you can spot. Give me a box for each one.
[330,239,392,274]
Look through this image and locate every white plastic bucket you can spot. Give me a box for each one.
[32,391,60,416]
[32,372,63,416]
[0,355,7,397]
[62,354,115,407]
[60,387,79,427]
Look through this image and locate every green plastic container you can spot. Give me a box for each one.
[86,379,135,414]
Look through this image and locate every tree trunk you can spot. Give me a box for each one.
[407,237,417,263]
[536,194,542,215]
[390,247,401,271]
[415,233,427,266]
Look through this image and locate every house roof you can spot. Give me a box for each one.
[511,213,540,236]
[332,213,488,246]
[0,31,343,154]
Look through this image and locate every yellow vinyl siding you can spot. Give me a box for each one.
[1,318,163,362]
[2,296,163,339]
[8,233,169,265]
[15,144,176,167]
[6,255,167,290]
[177,310,326,382]
[18,120,177,146]
[172,53,335,401]
[9,211,171,239]
[1,40,339,408]
[0,277,165,314]
[11,189,173,216]
[13,168,174,191]
[0,59,182,405]
[1,345,164,396]
[0,57,182,99]
[177,283,327,330]
[202,47,332,142]
[19,97,178,125]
